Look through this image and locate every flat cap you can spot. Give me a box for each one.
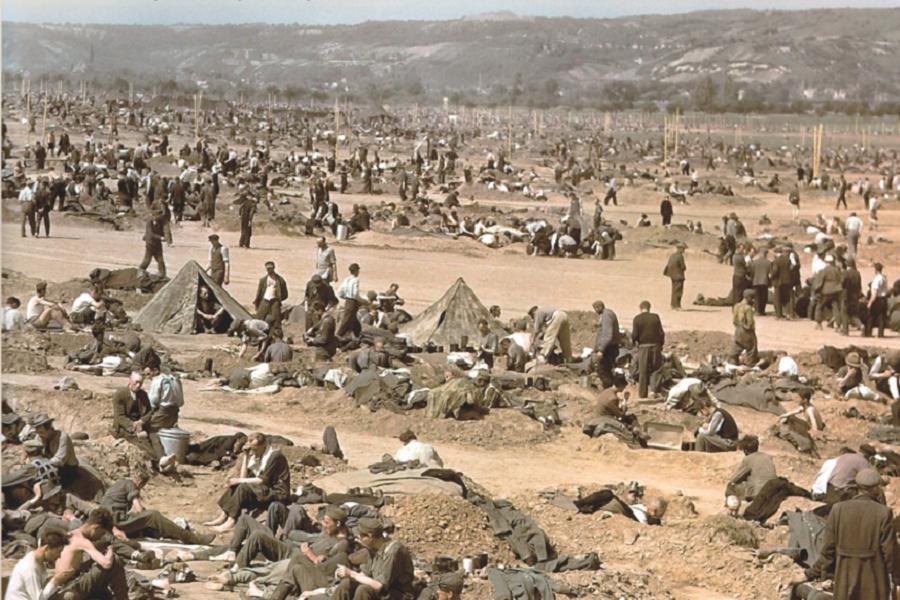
[324,505,348,523]
[856,468,882,488]
[356,517,385,536]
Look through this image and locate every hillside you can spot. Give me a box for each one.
[3,8,900,102]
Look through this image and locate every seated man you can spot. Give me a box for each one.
[836,351,879,401]
[811,448,870,503]
[395,430,444,467]
[350,339,391,373]
[870,352,899,402]
[694,403,739,453]
[263,330,294,363]
[726,436,777,501]
[3,296,26,332]
[474,319,500,370]
[500,336,527,373]
[333,517,415,600]
[4,524,68,600]
[109,371,153,455]
[31,413,79,489]
[226,506,351,598]
[195,286,228,334]
[45,507,127,600]
[26,281,75,331]
[68,470,214,545]
[69,289,105,326]
[205,433,291,533]
[305,303,338,360]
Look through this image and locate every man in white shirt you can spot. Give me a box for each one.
[70,290,104,325]
[395,430,444,467]
[3,296,26,332]
[314,237,338,283]
[19,180,37,238]
[776,351,799,378]
[336,263,366,339]
[26,282,75,331]
[4,525,68,600]
[844,212,863,260]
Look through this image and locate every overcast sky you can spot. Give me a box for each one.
[3,0,898,25]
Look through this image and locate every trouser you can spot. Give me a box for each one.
[38,208,51,236]
[266,501,317,538]
[844,384,879,402]
[236,529,294,568]
[21,201,36,236]
[847,232,859,260]
[240,222,252,248]
[791,582,833,600]
[257,299,283,326]
[731,276,747,305]
[593,345,619,388]
[730,330,758,364]
[117,510,203,544]
[210,268,225,287]
[139,245,166,278]
[670,279,684,309]
[218,483,270,519]
[637,344,662,399]
[815,292,841,326]
[835,194,847,209]
[773,284,792,318]
[603,189,617,206]
[336,300,361,338]
[754,285,768,315]
[56,555,128,600]
[229,512,272,551]
[284,552,347,594]
[662,214,671,226]
[695,433,736,453]
[540,311,571,361]
[864,297,887,337]
[741,477,810,523]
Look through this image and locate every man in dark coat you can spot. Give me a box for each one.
[842,259,863,335]
[806,468,898,600]
[138,213,166,278]
[632,300,665,399]
[749,248,772,316]
[663,243,687,309]
[109,372,153,456]
[592,300,621,389]
[770,246,794,319]
[731,243,750,306]
[238,195,257,248]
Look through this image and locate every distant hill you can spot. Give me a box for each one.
[3,8,899,105]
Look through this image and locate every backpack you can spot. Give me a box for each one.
[159,373,184,407]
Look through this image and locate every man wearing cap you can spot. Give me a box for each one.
[2,411,25,444]
[815,254,843,331]
[305,303,339,360]
[806,468,898,599]
[138,212,166,278]
[663,244,686,309]
[305,274,340,312]
[865,262,889,338]
[254,262,289,326]
[31,413,79,489]
[263,506,352,600]
[19,179,37,238]
[206,234,230,287]
[315,237,338,283]
[749,247,772,316]
[730,289,758,364]
[333,517,415,600]
[694,402,739,453]
[837,352,879,401]
[238,194,257,248]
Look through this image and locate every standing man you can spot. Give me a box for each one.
[314,237,338,283]
[835,174,848,210]
[730,290,758,365]
[845,212,863,261]
[815,255,843,331]
[206,234,230,287]
[865,262,889,338]
[770,246,793,320]
[253,261,288,327]
[749,247,772,316]
[660,196,673,227]
[806,468,897,599]
[592,300,621,389]
[632,300,665,399]
[336,263,366,339]
[19,179,36,238]
[238,194,257,249]
[663,243,686,310]
[138,212,166,278]
[731,243,750,305]
[842,259,862,336]
[34,178,53,238]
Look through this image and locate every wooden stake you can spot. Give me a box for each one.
[41,97,48,143]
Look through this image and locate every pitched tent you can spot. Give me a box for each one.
[401,278,497,348]
[134,260,252,334]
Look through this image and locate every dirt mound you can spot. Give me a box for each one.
[624,225,722,254]
[382,494,515,564]
[3,383,112,440]
[667,330,735,361]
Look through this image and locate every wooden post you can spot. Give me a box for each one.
[334,97,340,133]
[507,105,513,157]
[663,115,669,165]
[41,96,48,143]
[673,108,680,159]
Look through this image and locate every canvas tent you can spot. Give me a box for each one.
[401,278,498,348]
[134,260,252,334]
